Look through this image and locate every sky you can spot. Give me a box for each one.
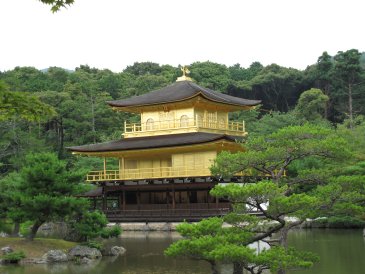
[0,0,364,72]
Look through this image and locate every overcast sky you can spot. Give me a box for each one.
[0,0,363,72]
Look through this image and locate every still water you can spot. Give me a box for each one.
[1,229,364,274]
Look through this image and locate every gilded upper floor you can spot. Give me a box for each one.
[107,80,260,138]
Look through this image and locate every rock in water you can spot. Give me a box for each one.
[79,257,93,264]
[101,246,126,256]
[68,245,102,260]
[42,250,68,263]
[110,246,126,256]
[1,246,13,255]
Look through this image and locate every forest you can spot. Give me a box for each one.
[0,49,364,176]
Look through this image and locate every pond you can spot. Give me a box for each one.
[1,229,364,274]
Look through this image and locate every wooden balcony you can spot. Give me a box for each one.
[86,165,211,182]
[123,117,246,138]
[104,203,231,222]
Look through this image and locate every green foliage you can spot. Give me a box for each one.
[84,240,103,250]
[100,225,122,239]
[71,211,122,241]
[295,88,329,121]
[1,251,26,263]
[0,81,55,122]
[211,124,349,179]
[0,220,13,234]
[0,152,89,240]
[38,0,75,12]
[166,216,319,274]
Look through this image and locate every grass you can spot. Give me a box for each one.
[0,237,77,258]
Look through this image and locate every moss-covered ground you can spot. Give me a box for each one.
[0,237,77,258]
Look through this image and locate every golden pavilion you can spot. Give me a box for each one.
[68,69,260,221]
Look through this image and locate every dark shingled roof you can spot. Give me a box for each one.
[107,80,260,108]
[78,187,103,197]
[68,132,242,153]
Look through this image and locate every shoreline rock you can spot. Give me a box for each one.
[101,246,126,257]
[68,245,102,261]
[42,250,68,263]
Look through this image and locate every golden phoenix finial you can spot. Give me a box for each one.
[176,66,192,82]
[181,66,190,77]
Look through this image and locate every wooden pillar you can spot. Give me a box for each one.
[137,190,140,210]
[118,194,122,209]
[102,193,107,211]
[103,157,107,178]
[122,190,126,210]
[172,188,176,209]
[119,157,124,180]
[166,190,169,207]
[215,196,219,209]
[93,197,97,209]
[207,190,210,209]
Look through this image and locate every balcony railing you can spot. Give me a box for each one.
[86,165,211,182]
[86,167,286,182]
[123,116,246,137]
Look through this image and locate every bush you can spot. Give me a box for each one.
[100,225,122,239]
[72,211,108,241]
[2,251,26,263]
[84,240,103,250]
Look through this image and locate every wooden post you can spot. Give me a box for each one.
[124,120,127,132]
[102,194,107,211]
[137,190,140,210]
[215,196,219,209]
[118,194,122,209]
[242,120,245,132]
[119,157,124,180]
[122,190,126,210]
[103,157,107,178]
[93,198,97,209]
[172,187,176,209]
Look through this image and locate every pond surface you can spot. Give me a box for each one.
[1,229,364,274]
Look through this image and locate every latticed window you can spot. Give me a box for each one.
[180,115,189,127]
[146,118,154,130]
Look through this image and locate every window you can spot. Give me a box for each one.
[146,118,154,130]
[180,115,189,127]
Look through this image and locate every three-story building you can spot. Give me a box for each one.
[68,71,260,222]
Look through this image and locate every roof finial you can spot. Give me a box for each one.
[176,66,192,82]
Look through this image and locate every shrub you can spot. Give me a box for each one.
[100,225,122,239]
[84,240,103,250]
[2,251,26,264]
[72,211,108,241]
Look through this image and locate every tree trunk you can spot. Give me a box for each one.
[233,263,243,274]
[209,261,219,274]
[11,222,20,237]
[27,221,43,241]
